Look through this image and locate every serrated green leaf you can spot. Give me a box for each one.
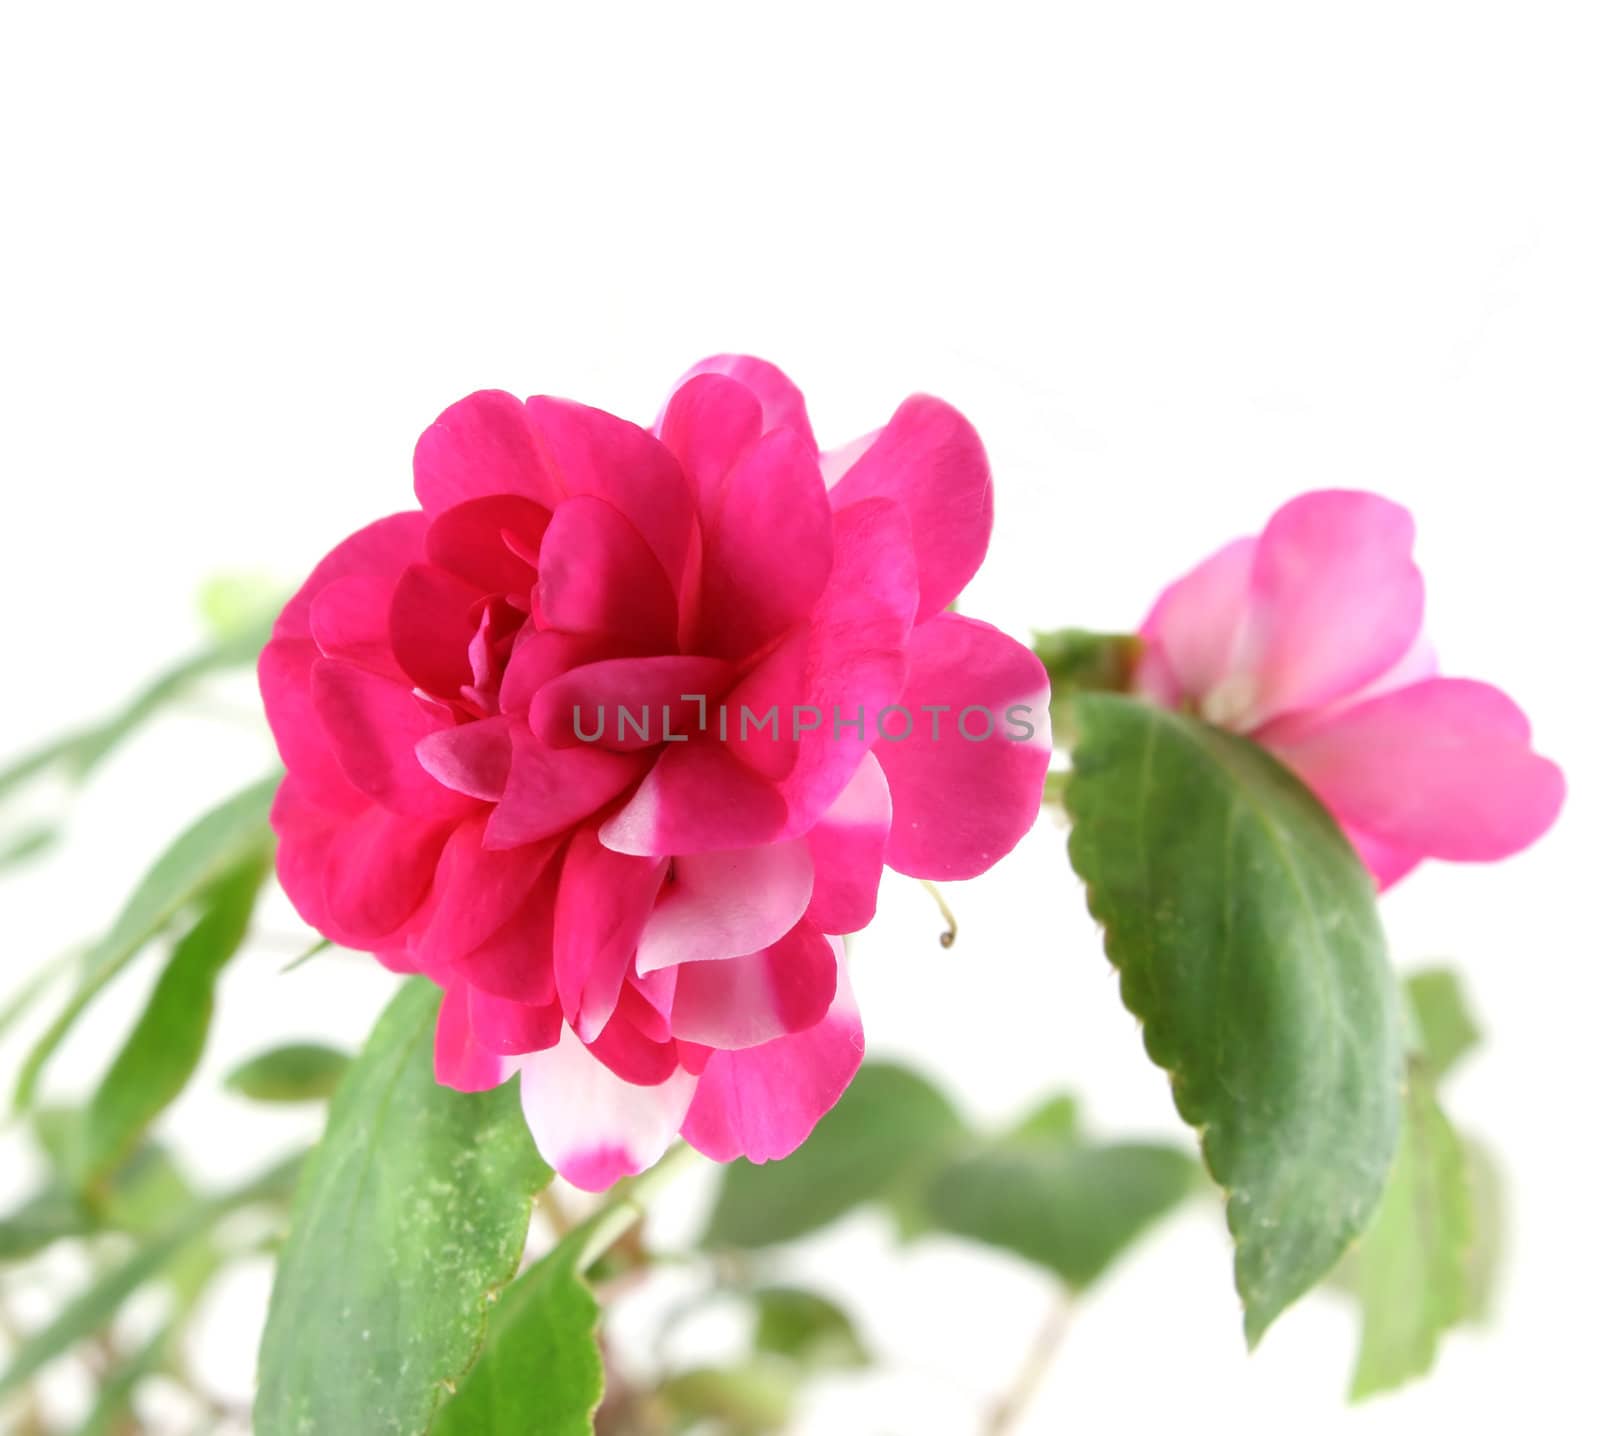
[751,1287,870,1370]
[1406,968,1483,1080]
[923,1138,1197,1290]
[1064,694,1402,1343]
[431,1230,603,1436]
[13,776,279,1112]
[1348,1062,1472,1399]
[255,979,551,1436]
[74,855,269,1185]
[0,1153,299,1399]
[703,1063,968,1249]
[225,1042,350,1102]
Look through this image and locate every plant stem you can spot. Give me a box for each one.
[983,1290,1072,1436]
[577,1142,700,1273]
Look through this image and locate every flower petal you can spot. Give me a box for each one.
[519,1024,697,1191]
[553,827,667,1041]
[424,494,549,597]
[670,919,837,1050]
[435,983,513,1092]
[537,495,678,651]
[656,372,764,511]
[805,753,891,934]
[1261,677,1565,874]
[1237,490,1425,724]
[415,814,551,969]
[484,726,649,849]
[467,984,562,1057]
[875,613,1051,880]
[275,512,427,642]
[530,655,735,751]
[1135,537,1254,704]
[389,562,482,700]
[695,428,832,661]
[600,739,788,857]
[635,839,814,974]
[415,716,514,802]
[827,395,992,621]
[680,946,864,1164]
[414,390,561,515]
[667,354,817,453]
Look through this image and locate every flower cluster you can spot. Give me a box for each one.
[261,356,1050,1188]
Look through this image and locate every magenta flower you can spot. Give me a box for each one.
[1135,489,1563,888]
[260,355,1049,1189]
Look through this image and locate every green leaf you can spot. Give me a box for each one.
[72,1322,173,1436]
[13,775,279,1112]
[751,1287,870,1370]
[1033,628,1142,743]
[431,1231,604,1436]
[1347,1062,1472,1398]
[255,979,551,1436]
[1405,968,1483,1079]
[1064,694,1403,1343]
[0,1183,93,1261]
[225,1042,350,1102]
[0,619,272,810]
[0,1154,299,1399]
[1459,1139,1504,1323]
[0,820,60,872]
[925,1139,1197,1290]
[660,1361,798,1435]
[74,854,269,1185]
[704,1062,968,1248]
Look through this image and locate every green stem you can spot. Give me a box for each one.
[983,1289,1072,1436]
[577,1142,700,1273]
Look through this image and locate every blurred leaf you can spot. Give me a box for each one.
[225,1042,350,1103]
[704,1063,968,1249]
[1033,628,1142,744]
[0,947,78,1047]
[0,618,272,811]
[0,821,60,873]
[1348,1062,1472,1399]
[1460,1139,1504,1323]
[0,1183,93,1261]
[72,1322,172,1436]
[1065,694,1402,1344]
[751,1287,870,1370]
[924,1138,1197,1291]
[0,1153,300,1400]
[660,1361,797,1435]
[1406,968,1483,1079]
[280,935,332,973]
[197,573,282,642]
[13,775,278,1112]
[432,1227,603,1436]
[255,979,551,1436]
[74,854,270,1184]
[1005,1095,1081,1146]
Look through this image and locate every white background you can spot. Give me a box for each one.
[2,3,1596,1432]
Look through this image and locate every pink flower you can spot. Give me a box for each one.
[261,355,1050,1189]
[1135,489,1563,888]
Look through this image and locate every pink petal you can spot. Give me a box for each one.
[656,372,764,511]
[827,395,993,621]
[553,827,667,1041]
[1135,537,1255,704]
[483,726,649,849]
[586,1012,680,1086]
[435,983,513,1092]
[415,716,514,802]
[696,428,832,661]
[518,1024,697,1192]
[747,497,919,834]
[499,629,633,715]
[875,614,1051,881]
[529,654,734,751]
[307,573,409,683]
[451,859,561,1004]
[425,494,550,596]
[680,946,864,1164]
[670,919,837,1050]
[634,839,814,974]
[537,495,678,651]
[523,397,698,594]
[1341,822,1426,892]
[311,659,477,820]
[260,638,363,812]
[389,562,482,700]
[467,984,562,1057]
[599,739,788,857]
[1237,490,1425,725]
[413,390,561,516]
[414,814,550,969]
[667,354,817,453]
[805,753,891,934]
[274,512,427,642]
[1261,677,1565,872]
